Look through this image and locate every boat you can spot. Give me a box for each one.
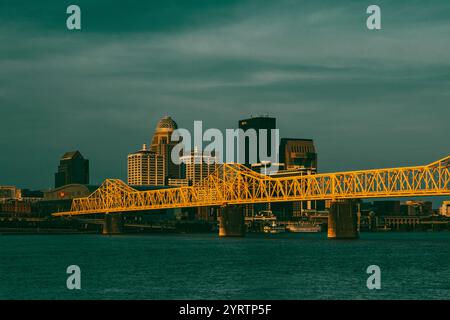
[263,221,286,234]
[286,222,321,233]
[376,225,392,232]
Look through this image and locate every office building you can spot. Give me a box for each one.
[238,116,276,166]
[279,138,317,171]
[180,147,217,185]
[54,151,89,188]
[128,144,165,186]
[167,178,190,187]
[150,116,181,181]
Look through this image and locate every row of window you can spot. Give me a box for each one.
[290,145,314,153]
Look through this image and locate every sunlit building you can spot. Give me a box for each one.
[128,144,165,186]
[440,201,450,217]
[0,186,21,203]
[279,138,317,172]
[150,116,182,181]
[167,178,190,187]
[180,147,217,185]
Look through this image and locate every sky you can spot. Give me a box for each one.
[0,0,449,194]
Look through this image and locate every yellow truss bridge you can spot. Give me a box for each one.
[54,156,450,217]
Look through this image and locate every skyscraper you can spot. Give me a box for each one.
[150,116,181,181]
[238,116,277,167]
[127,144,165,186]
[54,151,89,188]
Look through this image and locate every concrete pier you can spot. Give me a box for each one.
[102,213,123,235]
[218,205,245,237]
[327,200,359,239]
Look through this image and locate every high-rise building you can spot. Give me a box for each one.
[180,147,217,185]
[54,151,89,188]
[279,138,317,172]
[238,116,277,166]
[150,116,181,181]
[167,178,190,187]
[128,144,165,186]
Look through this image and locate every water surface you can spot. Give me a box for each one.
[1,232,449,300]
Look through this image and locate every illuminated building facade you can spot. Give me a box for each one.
[279,138,317,172]
[180,148,217,185]
[128,144,165,186]
[150,116,181,181]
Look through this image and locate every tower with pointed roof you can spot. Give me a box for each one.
[54,150,89,188]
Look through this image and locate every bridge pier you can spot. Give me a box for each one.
[328,200,359,240]
[218,205,245,237]
[103,213,123,235]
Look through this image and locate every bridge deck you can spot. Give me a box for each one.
[54,156,450,216]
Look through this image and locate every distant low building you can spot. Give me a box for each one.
[0,186,43,215]
[0,186,21,203]
[21,189,44,203]
[401,201,433,216]
[43,184,96,201]
[440,201,450,217]
[38,184,98,215]
[372,201,401,216]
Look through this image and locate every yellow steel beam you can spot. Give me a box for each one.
[53,156,450,216]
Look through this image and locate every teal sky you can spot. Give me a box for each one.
[0,0,449,192]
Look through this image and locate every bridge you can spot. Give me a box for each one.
[53,155,450,238]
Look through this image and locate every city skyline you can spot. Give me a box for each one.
[1,1,450,303]
[1,112,449,207]
[1,1,449,190]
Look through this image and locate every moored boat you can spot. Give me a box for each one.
[286,222,321,233]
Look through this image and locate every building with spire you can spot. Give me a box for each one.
[150,116,182,182]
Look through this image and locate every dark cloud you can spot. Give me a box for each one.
[0,0,449,208]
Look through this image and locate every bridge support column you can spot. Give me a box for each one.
[328,200,359,240]
[218,205,245,237]
[103,213,123,235]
